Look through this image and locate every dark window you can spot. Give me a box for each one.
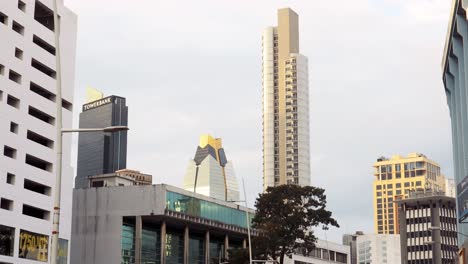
[416,181,422,186]
[15,48,23,60]
[404,182,410,187]
[0,64,4,75]
[6,95,20,109]
[18,0,26,12]
[376,185,382,190]
[6,173,15,185]
[34,0,54,31]
[12,21,24,35]
[31,59,56,79]
[9,70,22,84]
[30,81,54,100]
[10,122,18,134]
[3,146,16,159]
[28,106,55,125]
[0,198,13,211]
[0,12,7,25]
[0,224,14,256]
[396,183,401,188]
[27,130,54,148]
[22,204,49,220]
[25,154,52,172]
[33,35,56,55]
[24,179,51,196]
[91,181,104,188]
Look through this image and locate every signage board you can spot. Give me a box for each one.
[18,229,49,262]
[82,96,113,111]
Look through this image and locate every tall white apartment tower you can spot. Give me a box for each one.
[0,1,77,263]
[262,8,310,190]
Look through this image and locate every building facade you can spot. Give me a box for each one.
[342,231,364,264]
[396,192,458,264]
[446,178,457,198]
[75,94,128,188]
[262,8,310,190]
[183,134,239,201]
[442,0,468,247]
[70,184,253,264]
[356,234,401,264]
[373,153,446,234]
[285,239,350,264]
[0,0,77,263]
[88,169,152,188]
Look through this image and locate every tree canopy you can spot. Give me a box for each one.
[251,184,339,264]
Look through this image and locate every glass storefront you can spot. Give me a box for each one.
[121,219,136,264]
[0,224,14,257]
[189,235,205,264]
[165,231,183,264]
[141,227,160,264]
[209,239,225,264]
[166,191,253,228]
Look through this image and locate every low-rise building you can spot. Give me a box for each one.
[342,231,364,264]
[285,239,350,264]
[88,169,152,188]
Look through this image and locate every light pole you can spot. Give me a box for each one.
[50,126,129,264]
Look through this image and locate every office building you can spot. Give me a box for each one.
[373,153,446,234]
[70,184,253,264]
[88,169,152,188]
[342,231,364,264]
[442,0,468,248]
[396,191,458,264]
[75,90,128,188]
[446,178,456,198]
[356,234,401,264]
[0,0,77,263]
[285,239,350,264]
[262,8,310,190]
[183,134,239,201]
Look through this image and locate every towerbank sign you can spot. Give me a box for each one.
[83,96,113,111]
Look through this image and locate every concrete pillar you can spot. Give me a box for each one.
[242,239,247,249]
[205,231,210,264]
[161,221,166,264]
[224,234,229,260]
[135,216,142,264]
[184,226,189,264]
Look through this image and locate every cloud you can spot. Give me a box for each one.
[66,0,453,243]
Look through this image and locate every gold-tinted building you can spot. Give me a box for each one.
[373,153,446,234]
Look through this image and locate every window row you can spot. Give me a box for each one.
[3,146,53,172]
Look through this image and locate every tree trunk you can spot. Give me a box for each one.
[280,251,285,264]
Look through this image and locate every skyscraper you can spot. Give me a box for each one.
[0,0,77,262]
[75,90,128,188]
[373,153,446,235]
[442,0,468,247]
[262,8,310,190]
[183,134,240,201]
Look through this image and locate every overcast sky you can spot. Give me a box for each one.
[65,0,454,243]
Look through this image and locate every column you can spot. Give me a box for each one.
[205,231,210,264]
[161,221,166,264]
[184,226,189,264]
[224,235,229,260]
[135,216,142,264]
[242,239,247,249]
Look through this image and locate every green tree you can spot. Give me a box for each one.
[252,185,339,264]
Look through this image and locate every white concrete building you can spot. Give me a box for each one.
[0,0,76,263]
[284,239,350,264]
[356,234,401,264]
[445,177,456,198]
[262,8,310,190]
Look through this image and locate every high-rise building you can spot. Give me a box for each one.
[373,153,446,234]
[75,90,128,188]
[262,8,310,190]
[0,0,77,263]
[356,234,401,264]
[183,134,239,201]
[442,0,468,247]
[396,191,458,264]
[342,231,364,264]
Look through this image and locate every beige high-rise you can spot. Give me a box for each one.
[262,8,310,190]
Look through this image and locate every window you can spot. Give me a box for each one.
[396,183,401,188]
[27,130,54,148]
[3,146,17,159]
[15,48,23,60]
[30,81,54,100]
[18,1,26,11]
[34,0,54,31]
[24,179,51,196]
[22,204,50,220]
[404,182,410,187]
[0,64,4,75]
[9,70,22,84]
[0,224,14,257]
[6,173,15,185]
[6,95,20,109]
[9,122,18,134]
[0,198,13,211]
[12,21,24,35]
[0,12,7,25]
[31,59,56,79]
[25,154,52,172]
[28,106,55,125]
[416,181,422,186]
[33,35,56,55]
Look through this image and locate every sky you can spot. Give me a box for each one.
[65,0,454,243]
